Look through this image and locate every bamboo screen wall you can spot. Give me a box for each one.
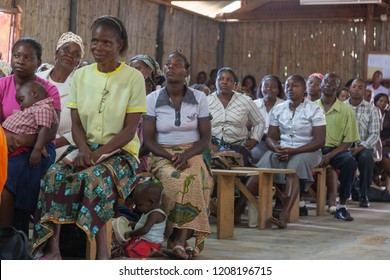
[1,0,389,86]
[224,20,367,85]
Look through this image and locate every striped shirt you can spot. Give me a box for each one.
[2,97,59,135]
[208,91,265,144]
[344,99,380,149]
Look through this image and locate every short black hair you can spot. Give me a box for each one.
[91,15,128,56]
[12,37,42,65]
[258,74,284,99]
[168,49,191,70]
[134,180,163,203]
[217,67,237,84]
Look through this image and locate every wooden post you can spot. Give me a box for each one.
[272,21,281,75]
[155,4,166,66]
[70,0,77,33]
[364,4,374,80]
[190,14,198,83]
[216,22,225,69]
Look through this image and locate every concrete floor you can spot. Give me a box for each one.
[197,200,390,260]
[41,198,390,260]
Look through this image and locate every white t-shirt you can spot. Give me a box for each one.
[367,84,390,101]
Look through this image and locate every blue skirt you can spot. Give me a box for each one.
[5,143,55,213]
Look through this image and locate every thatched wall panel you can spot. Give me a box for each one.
[223,22,275,84]
[162,8,192,62]
[2,0,388,86]
[277,20,366,84]
[190,15,219,83]
[120,0,159,61]
[75,0,120,62]
[18,0,70,64]
[0,0,14,8]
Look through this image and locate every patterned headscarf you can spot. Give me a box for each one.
[0,61,12,77]
[56,32,84,58]
[129,54,163,77]
[308,73,324,80]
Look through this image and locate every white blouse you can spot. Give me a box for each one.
[269,98,326,148]
[254,97,284,134]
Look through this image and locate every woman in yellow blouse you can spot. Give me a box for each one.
[32,15,146,260]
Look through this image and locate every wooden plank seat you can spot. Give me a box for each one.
[211,168,296,239]
[231,167,297,227]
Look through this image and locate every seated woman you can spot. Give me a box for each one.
[36,31,85,161]
[0,38,60,235]
[241,74,257,100]
[143,50,213,260]
[235,74,326,228]
[32,15,146,260]
[207,67,265,167]
[373,93,390,186]
[252,74,285,163]
[129,54,164,94]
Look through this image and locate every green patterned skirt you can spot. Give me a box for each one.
[149,144,214,254]
[32,145,140,252]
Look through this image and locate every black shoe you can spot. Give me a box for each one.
[299,205,308,216]
[335,207,354,221]
[359,196,370,208]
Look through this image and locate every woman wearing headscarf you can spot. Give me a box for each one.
[36,31,84,160]
[129,54,164,94]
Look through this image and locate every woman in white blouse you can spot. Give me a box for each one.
[252,74,285,163]
[36,32,84,160]
[207,67,265,166]
[235,74,326,228]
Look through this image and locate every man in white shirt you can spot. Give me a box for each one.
[366,71,389,101]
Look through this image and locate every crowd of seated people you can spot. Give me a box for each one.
[2,19,390,259]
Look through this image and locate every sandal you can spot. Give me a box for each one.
[162,245,189,260]
[184,243,200,258]
[269,216,287,229]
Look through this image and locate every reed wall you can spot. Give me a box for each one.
[0,0,389,86]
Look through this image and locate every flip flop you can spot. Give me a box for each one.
[269,216,287,229]
[185,245,200,258]
[162,245,189,260]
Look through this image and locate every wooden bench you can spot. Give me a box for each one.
[211,168,296,239]
[232,167,297,226]
[273,167,328,218]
